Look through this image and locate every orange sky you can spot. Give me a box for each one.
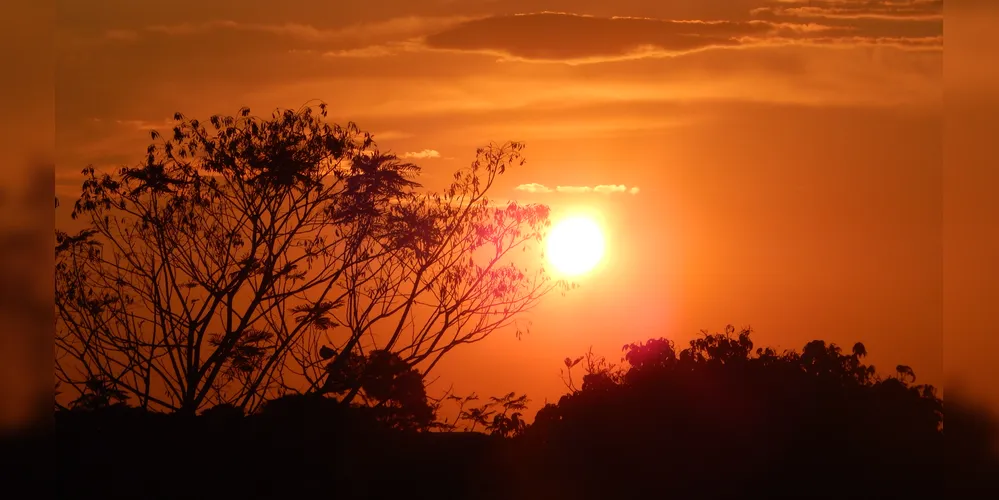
[49,0,952,418]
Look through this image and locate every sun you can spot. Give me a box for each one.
[546,215,606,276]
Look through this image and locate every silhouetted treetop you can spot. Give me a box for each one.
[56,102,567,416]
[54,324,997,499]
[539,326,943,440]
[525,326,948,497]
[74,103,416,222]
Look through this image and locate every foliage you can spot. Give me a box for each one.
[55,327,995,499]
[55,103,565,415]
[432,390,530,437]
[532,326,946,496]
[69,376,131,411]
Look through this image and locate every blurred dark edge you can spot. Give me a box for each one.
[0,0,55,493]
[944,0,999,493]
[0,0,994,496]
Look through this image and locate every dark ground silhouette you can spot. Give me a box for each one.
[52,328,999,499]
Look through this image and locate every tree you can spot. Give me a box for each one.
[55,103,566,416]
[527,327,947,498]
[448,391,530,436]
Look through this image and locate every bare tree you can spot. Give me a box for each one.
[55,103,566,416]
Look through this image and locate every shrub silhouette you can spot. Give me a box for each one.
[54,326,999,499]
[525,326,946,498]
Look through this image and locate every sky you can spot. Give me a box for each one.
[943,0,999,416]
[48,0,949,418]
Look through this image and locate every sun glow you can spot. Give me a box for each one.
[546,215,606,276]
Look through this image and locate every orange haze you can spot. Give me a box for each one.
[47,0,961,420]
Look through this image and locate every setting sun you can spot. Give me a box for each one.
[546,215,606,276]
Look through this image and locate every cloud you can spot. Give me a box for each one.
[751,0,943,21]
[420,11,940,63]
[52,2,942,178]
[515,183,553,193]
[145,20,241,36]
[133,15,476,45]
[400,149,441,159]
[322,44,403,58]
[515,183,640,195]
[423,13,772,61]
[112,118,176,131]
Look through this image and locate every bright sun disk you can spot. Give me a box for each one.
[546,216,605,276]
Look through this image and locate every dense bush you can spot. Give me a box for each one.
[54,327,997,499]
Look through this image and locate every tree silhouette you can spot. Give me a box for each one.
[55,103,566,415]
[52,325,999,499]
[527,326,947,497]
[70,376,130,411]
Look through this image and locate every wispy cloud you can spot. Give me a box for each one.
[515,183,640,195]
[322,44,405,58]
[107,118,177,131]
[751,0,943,21]
[515,183,553,193]
[419,11,940,64]
[138,16,475,43]
[400,149,442,159]
[82,15,475,58]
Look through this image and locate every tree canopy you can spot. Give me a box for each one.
[528,326,945,497]
[55,326,992,499]
[55,103,566,417]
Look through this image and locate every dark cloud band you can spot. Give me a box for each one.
[422,11,941,62]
